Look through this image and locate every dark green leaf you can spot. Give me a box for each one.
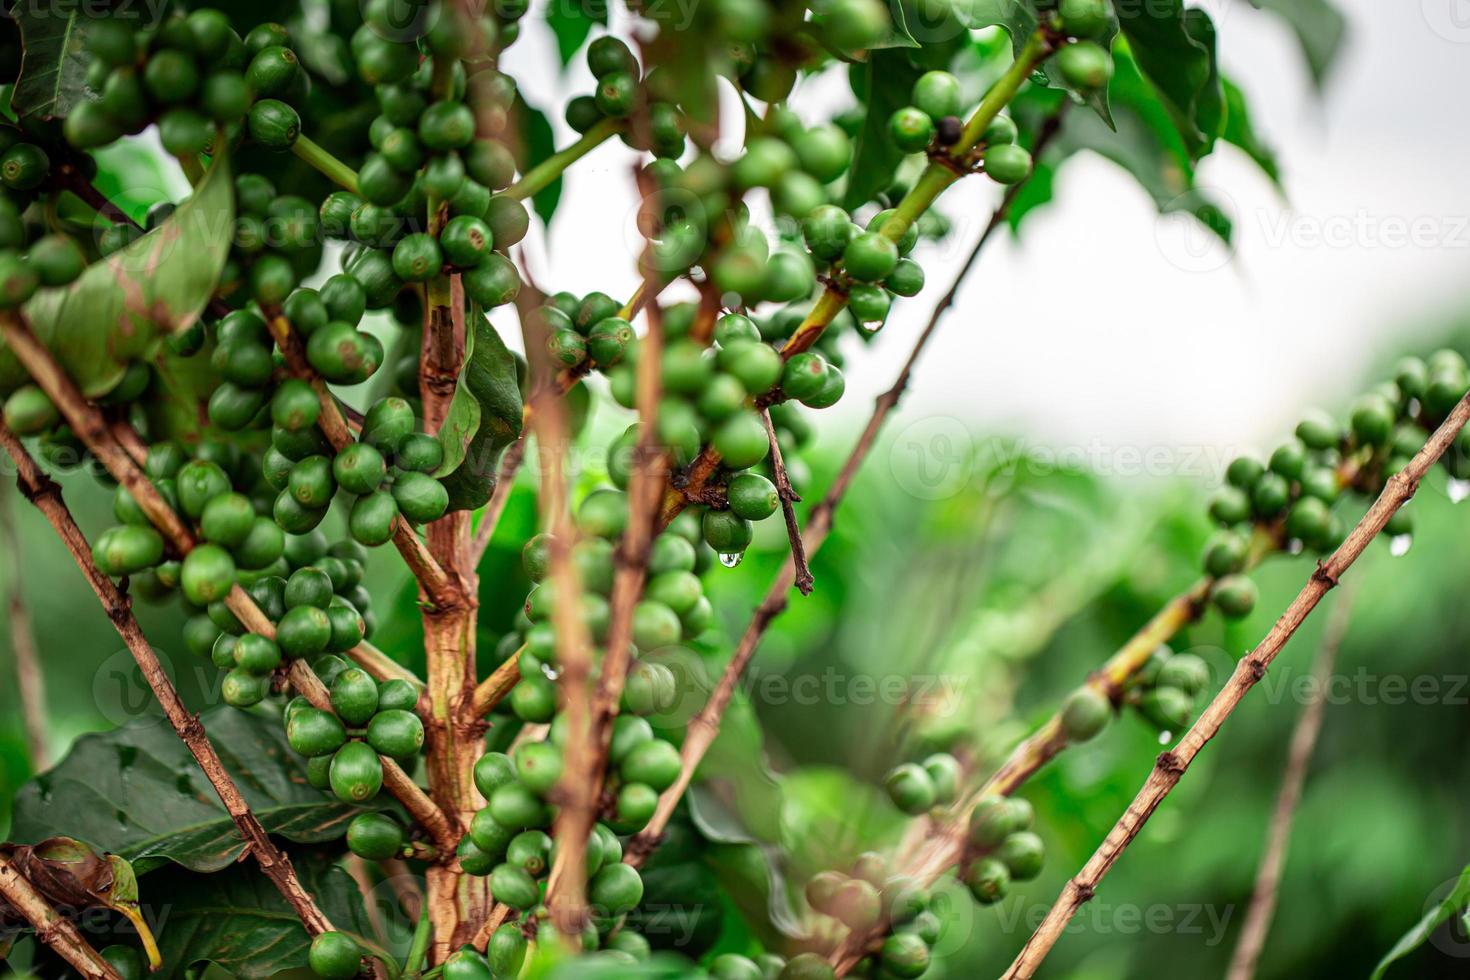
[843,50,925,210]
[1221,77,1279,185]
[1117,1,1224,161]
[1008,45,1230,245]
[438,308,523,511]
[956,0,1040,48]
[1249,0,1346,88]
[870,0,920,50]
[141,856,381,979]
[516,99,562,226]
[10,706,358,874]
[1372,862,1470,979]
[12,4,96,119]
[546,0,608,66]
[0,151,235,399]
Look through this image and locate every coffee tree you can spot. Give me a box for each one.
[0,0,1462,977]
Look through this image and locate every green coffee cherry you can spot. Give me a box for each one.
[1057,41,1113,92]
[287,707,347,757]
[1203,530,1248,577]
[1060,0,1112,38]
[329,741,383,803]
[1212,574,1257,619]
[4,386,59,435]
[1060,686,1111,742]
[888,106,935,153]
[843,232,899,282]
[367,709,424,759]
[248,99,300,149]
[884,762,937,814]
[727,472,779,521]
[965,855,1010,904]
[984,143,1032,184]
[181,545,236,605]
[346,811,404,860]
[1138,685,1194,730]
[308,932,361,980]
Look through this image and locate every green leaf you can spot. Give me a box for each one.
[546,0,608,66]
[1248,0,1346,88]
[438,309,523,511]
[517,99,562,226]
[1221,77,1279,185]
[0,151,235,399]
[9,706,358,874]
[11,3,96,119]
[1007,46,1231,245]
[870,0,920,50]
[843,50,925,210]
[141,856,381,979]
[957,0,1040,47]
[1372,862,1470,979]
[1117,0,1224,161]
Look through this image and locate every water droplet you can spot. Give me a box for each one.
[1157,731,1173,745]
[718,552,743,568]
[1449,478,1470,503]
[1390,533,1413,557]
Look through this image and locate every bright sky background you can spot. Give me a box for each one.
[501,0,1470,485]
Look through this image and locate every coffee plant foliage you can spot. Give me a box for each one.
[1,0,1464,977]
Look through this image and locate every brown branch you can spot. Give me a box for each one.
[0,479,48,770]
[760,407,813,596]
[470,646,523,717]
[0,312,453,854]
[532,307,600,946]
[1001,391,1470,979]
[0,424,335,935]
[1225,582,1356,980]
[0,852,122,979]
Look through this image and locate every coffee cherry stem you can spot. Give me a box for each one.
[176,152,205,187]
[505,117,622,203]
[471,644,524,715]
[290,133,361,194]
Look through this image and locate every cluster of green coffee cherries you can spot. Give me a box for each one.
[287,656,424,806]
[1202,348,1470,616]
[63,10,271,155]
[803,853,940,979]
[882,752,963,816]
[886,71,1033,187]
[0,142,89,308]
[959,795,1045,906]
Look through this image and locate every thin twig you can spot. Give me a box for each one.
[0,425,335,935]
[628,127,1057,863]
[760,408,813,596]
[521,256,597,943]
[470,646,523,717]
[0,312,453,853]
[0,852,121,979]
[1002,391,1470,979]
[0,479,48,770]
[1225,582,1357,980]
